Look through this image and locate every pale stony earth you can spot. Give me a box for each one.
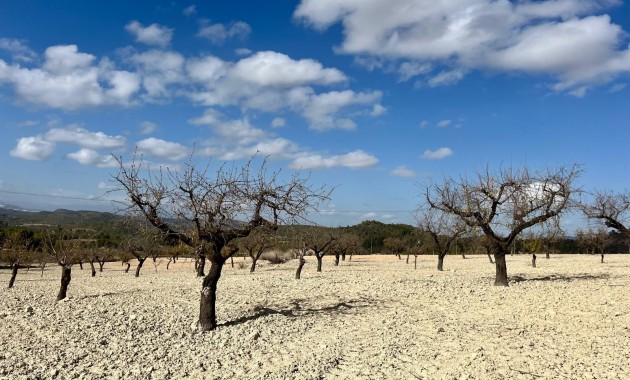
[1,253,629,380]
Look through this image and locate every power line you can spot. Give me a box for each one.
[0,190,114,202]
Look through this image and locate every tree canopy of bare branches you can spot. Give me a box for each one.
[416,208,467,271]
[423,164,580,286]
[580,190,630,253]
[112,154,331,331]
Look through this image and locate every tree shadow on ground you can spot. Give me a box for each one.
[509,273,611,283]
[219,297,377,328]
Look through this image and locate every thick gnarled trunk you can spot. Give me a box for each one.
[89,261,96,277]
[198,260,224,332]
[296,255,306,279]
[437,255,445,271]
[57,265,72,301]
[250,258,258,273]
[494,250,508,286]
[197,254,206,277]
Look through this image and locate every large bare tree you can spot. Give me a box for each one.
[113,155,330,331]
[424,164,580,286]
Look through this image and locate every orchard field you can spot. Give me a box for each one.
[1,254,629,379]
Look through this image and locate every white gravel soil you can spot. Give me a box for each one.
[1,254,629,380]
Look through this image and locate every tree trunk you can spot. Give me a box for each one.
[89,261,96,277]
[135,258,145,278]
[601,253,605,263]
[437,254,445,271]
[414,255,418,270]
[230,256,234,268]
[349,253,353,261]
[341,252,346,261]
[98,261,105,272]
[198,260,224,332]
[334,253,340,266]
[461,252,466,259]
[546,252,550,259]
[125,262,131,273]
[8,263,19,288]
[397,253,401,260]
[532,253,537,268]
[57,265,72,301]
[197,254,206,277]
[40,262,46,277]
[316,255,323,272]
[406,254,409,264]
[250,257,258,273]
[78,260,83,270]
[167,258,172,270]
[487,252,494,264]
[494,251,509,286]
[296,255,306,279]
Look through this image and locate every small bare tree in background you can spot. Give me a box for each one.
[416,208,467,271]
[46,227,84,301]
[541,218,563,259]
[383,237,406,260]
[113,155,330,332]
[2,229,35,289]
[237,226,276,273]
[580,190,630,254]
[298,227,336,272]
[330,233,362,266]
[521,231,543,268]
[424,164,580,286]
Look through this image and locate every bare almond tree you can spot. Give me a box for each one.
[46,227,84,301]
[580,190,630,253]
[416,208,467,271]
[297,227,336,272]
[2,229,34,289]
[424,164,580,286]
[383,237,406,259]
[330,233,362,266]
[237,226,276,273]
[113,155,330,332]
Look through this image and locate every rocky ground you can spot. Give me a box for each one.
[1,253,629,380]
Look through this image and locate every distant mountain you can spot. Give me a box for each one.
[0,206,122,226]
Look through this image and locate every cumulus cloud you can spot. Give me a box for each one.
[0,38,37,62]
[10,136,55,161]
[422,147,453,160]
[183,5,197,16]
[390,165,416,178]
[125,20,173,47]
[66,149,117,167]
[44,126,126,149]
[235,48,252,56]
[139,121,158,134]
[271,117,286,128]
[232,51,346,87]
[436,119,451,128]
[0,45,140,109]
[294,0,630,93]
[136,137,189,161]
[129,49,185,99]
[289,150,378,169]
[198,20,251,44]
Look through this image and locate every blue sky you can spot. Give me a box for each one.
[1,0,629,228]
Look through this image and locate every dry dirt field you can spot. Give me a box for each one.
[1,254,629,380]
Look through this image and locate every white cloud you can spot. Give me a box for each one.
[419,120,429,128]
[0,38,37,62]
[271,117,286,128]
[130,50,185,98]
[235,48,252,56]
[44,126,126,149]
[183,5,197,16]
[289,150,378,169]
[10,136,56,161]
[136,137,189,161]
[125,20,173,48]
[232,51,346,87]
[436,119,451,128]
[0,45,140,109]
[371,104,387,116]
[198,20,251,44]
[391,165,416,178]
[295,0,630,93]
[66,149,117,168]
[139,121,158,134]
[422,147,453,160]
[609,83,626,93]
